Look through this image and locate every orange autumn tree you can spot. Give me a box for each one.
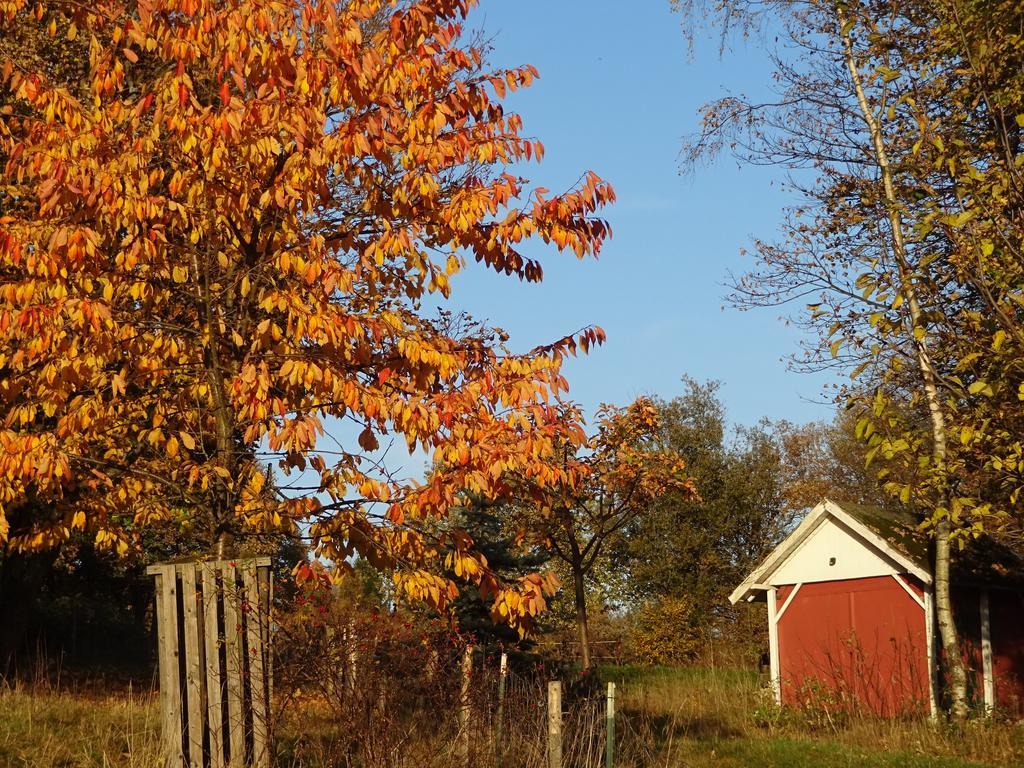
[0,0,613,631]
[514,398,697,669]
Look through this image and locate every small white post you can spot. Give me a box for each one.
[767,586,781,705]
[981,590,994,714]
[605,681,616,768]
[924,588,939,718]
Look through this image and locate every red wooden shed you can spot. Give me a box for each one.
[730,499,1024,716]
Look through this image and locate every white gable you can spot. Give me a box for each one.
[771,514,904,586]
[730,500,932,604]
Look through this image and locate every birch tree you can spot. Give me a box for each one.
[675,0,993,713]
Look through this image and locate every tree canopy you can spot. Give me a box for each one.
[0,0,613,632]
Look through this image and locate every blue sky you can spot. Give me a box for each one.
[282,1,844,496]
[441,0,840,429]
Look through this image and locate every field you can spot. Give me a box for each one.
[2,666,1022,768]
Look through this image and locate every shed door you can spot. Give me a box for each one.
[776,575,929,716]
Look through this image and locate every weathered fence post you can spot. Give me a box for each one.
[149,558,272,768]
[345,616,358,694]
[457,643,474,767]
[605,682,616,768]
[547,680,562,768]
[494,652,507,768]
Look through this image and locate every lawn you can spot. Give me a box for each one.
[0,666,1020,767]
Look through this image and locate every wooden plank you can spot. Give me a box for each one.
[202,562,225,768]
[158,566,185,768]
[892,574,926,610]
[181,565,204,768]
[775,582,803,621]
[154,571,171,767]
[148,557,271,575]
[244,564,270,768]
[257,565,273,713]
[222,564,246,768]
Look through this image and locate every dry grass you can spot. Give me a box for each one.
[1,666,1022,767]
[0,682,160,767]
[608,666,1024,767]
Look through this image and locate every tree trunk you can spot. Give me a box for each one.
[838,7,968,716]
[192,245,237,558]
[572,564,591,671]
[933,515,968,715]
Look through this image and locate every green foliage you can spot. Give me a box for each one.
[443,498,548,651]
[618,377,794,662]
[628,593,706,665]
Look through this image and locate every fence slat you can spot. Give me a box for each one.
[257,565,273,710]
[154,571,170,759]
[222,565,246,768]
[181,566,205,768]
[201,563,225,768]
[243,565,269,768]
[158,567,184,768]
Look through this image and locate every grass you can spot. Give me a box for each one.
[0,683,159,767]
[1,666,1021,767]
[604,666,1023,768]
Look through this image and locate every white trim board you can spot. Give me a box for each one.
[775,583,803,622]
[893,574,926,610]
[767,587,781,705]
[924,588,938,718]
[981,590,994,714]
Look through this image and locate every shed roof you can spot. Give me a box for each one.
[839,502,1024,588]
[837,503,929,570]
[729,499,1024,604]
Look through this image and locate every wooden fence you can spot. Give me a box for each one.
[148,558,273,768]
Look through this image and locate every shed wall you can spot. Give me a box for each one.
[989,590,1024,714]
[776,575,929,716]
[955,588,1024,715]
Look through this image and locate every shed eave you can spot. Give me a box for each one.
[728,582,771,605]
